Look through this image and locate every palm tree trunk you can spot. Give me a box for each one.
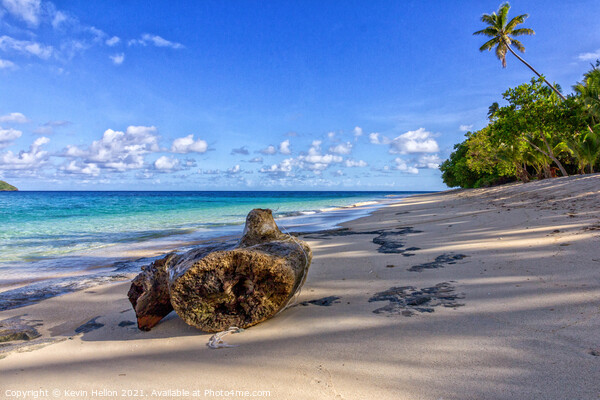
[521,136,568,177]
[503,40,567,101]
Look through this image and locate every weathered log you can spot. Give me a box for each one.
[127,242,233,331]
[169,209,312,332]
[127,253,179,331]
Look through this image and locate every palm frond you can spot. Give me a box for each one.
[473,27,499,37]
[510,28,535,36]
[480,14,496,25]
[505,14,529,31]
[511,38,526,53]
[498,3,510,27]
[479,37,499,52]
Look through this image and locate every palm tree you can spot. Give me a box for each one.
[474,2,566,101]
[573,68,600,125]
[565,128,600,173]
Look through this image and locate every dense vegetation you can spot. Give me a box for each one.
[0,180,18,191]
[441,3,600,188]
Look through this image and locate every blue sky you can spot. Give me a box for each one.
[0,0,599,190]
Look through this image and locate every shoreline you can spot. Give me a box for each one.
[0,196,399,311]
[1,175,599,399]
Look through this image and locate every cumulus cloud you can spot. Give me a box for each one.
[0,127,22,148]
[248,156,263,163]
[416,154,442,169]
[394,157,419,174]
[61,160,100,176]
[329,142,352,155]
[63,125,160,171]
[369,132,390,145]
[327,131,336,140]
[51,10,68,29]
[1,0,41,26]
[459,124,473,132]
[298,140,343,171]
[259,145,277,155]
[0,35,53,59]
[0,136,49,169]
[154,155,179,171]
[259,158,295,176]
[106,36,120,46]
[129,34,183,49]
[389,128,439,154]
[578,49,600,61]
[227,164,241,174]
[353,126,363,137]
[231,146,249,156]
[344,159,367,167]
[0,112,28,123]
[171,134,207,154]
[109,53,124,65]
[279,139,291,155]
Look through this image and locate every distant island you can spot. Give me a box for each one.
[0,180,18,191]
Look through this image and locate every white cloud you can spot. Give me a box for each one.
[227,164,241,174]
[259,145,277,155]
[0,112,28,123]
[1,0,41,26]
[327,131,336,139]
[0,58,16,69]
[329,141,352,155]
[394,157,419,174]
[578,49,600,61]
[0,136,49,169]
[416,154,442,169]
[0,127,22,148]
[0,35,53,59]
[51,10,68,29]
[154,155,179,171]
[129,34,183,49]
[64,125,160,171]
[171,134,207,154]
[61,160,100,176]
[369,132,390,145]
[459,124,473,132]
[279,139,291,155]
[249,156,263,163]
[109,53,124,65]
[299,140,343,171]
[259,158,295,175]
[106,36,120,46]
[353,126,363,137]
[344,159,367,167]
[389,128,439,154]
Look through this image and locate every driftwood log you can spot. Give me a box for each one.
[128,209,312,332]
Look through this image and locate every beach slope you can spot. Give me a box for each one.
[1,174,599,400]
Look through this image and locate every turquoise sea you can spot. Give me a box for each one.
[0,191,420,310]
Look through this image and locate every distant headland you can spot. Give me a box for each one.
[0,180,18,191]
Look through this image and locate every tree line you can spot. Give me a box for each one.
[440,2,600,188]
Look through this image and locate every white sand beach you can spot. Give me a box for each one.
[1,174,599,400]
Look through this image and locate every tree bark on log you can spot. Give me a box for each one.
[169,209,312,332]
[128,209,312,333]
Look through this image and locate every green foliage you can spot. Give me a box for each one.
[0,180,18,191]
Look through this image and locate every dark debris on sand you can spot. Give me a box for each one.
[74,316,104,334]
[408,253,468,272]
[369,282,465,316]
[300,227,422,256]
[299,296,341,307]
